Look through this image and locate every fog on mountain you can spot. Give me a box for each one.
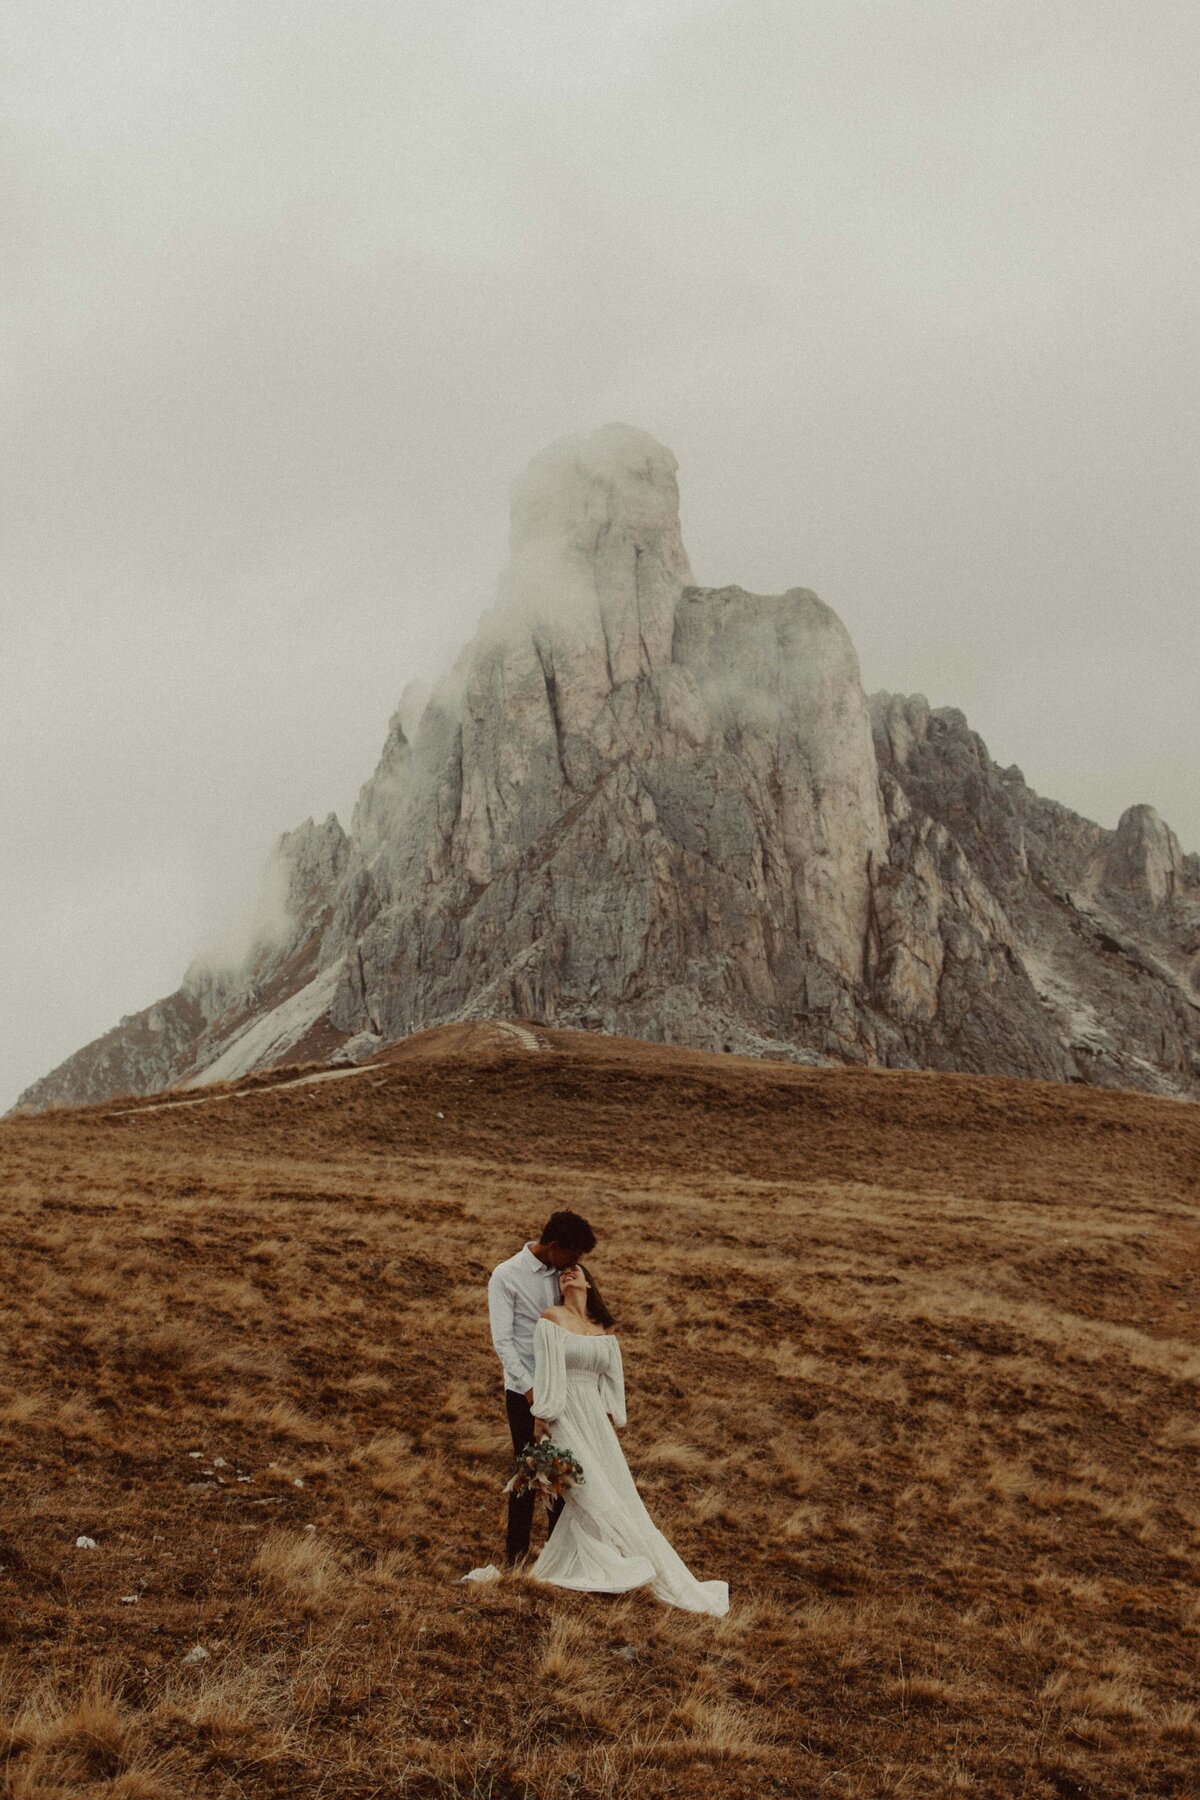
[13,426,1200,1115]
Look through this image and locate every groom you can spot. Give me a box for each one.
[488,1209,597,1566]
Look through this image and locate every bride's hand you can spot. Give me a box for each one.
[533,1417,551,1442]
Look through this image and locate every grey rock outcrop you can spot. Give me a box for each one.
[184,810,349,1018]
[13,425,1199,1112]
[1101,804,1186,911]
[318,424,888,1064]
[15,813,349,1111]
[868,694,1200,1091]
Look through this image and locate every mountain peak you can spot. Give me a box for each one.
[510,422,684,552]
[12,435,1200,1115]
[498,422,693,688]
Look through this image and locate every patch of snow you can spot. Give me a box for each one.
[187,960,346,1088]
[74,1536,97,1550]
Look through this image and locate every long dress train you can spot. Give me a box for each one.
[522,1318,728,1616]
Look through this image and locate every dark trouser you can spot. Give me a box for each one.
[504,1388,564,1565]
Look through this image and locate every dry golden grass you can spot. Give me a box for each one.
[1,1022,1198,1798]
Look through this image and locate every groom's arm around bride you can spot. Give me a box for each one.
[486,1209,597,1567]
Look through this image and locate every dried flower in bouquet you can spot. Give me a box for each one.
[504,1439,585,1501]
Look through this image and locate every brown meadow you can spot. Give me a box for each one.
[1,1023,1197,1798]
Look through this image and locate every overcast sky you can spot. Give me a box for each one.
[2,0,1197,1109]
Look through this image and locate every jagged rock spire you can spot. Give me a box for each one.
[12,428,1200,1113]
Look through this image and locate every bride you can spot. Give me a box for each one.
[522,1264,728,1616]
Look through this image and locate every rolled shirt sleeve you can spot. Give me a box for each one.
[487,1264,532,1394]
[531,1318,567,1424]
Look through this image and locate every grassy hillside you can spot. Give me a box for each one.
[2,1025,1198,1798]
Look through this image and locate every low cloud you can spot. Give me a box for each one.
[2,1,1197,1107]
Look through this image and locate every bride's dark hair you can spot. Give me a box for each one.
[579,1264,615,1330]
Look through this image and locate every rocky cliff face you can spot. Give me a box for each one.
[14,425,1200,1112]
[868,696,1200,1090]
[17,814,350,1110]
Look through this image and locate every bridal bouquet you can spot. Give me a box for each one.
[505,1440,584,1501]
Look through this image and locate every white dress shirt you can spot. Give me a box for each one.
[488,1243,562,1395]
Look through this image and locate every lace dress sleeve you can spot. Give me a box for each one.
[531,1318,567,1423]
[601,1336,627,1428]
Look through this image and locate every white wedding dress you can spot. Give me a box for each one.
[468,1318,728,1616]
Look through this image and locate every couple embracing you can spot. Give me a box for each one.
[471,1208,728,1616]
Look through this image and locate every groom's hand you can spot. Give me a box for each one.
[524,1388,534,1405]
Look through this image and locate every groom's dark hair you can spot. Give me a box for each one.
[541,1209,596,1257]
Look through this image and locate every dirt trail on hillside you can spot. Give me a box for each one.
[108,1017,554,1119]
[106,1062,380,1117]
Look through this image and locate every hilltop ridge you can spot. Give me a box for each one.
[2,1034,1197,1794]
